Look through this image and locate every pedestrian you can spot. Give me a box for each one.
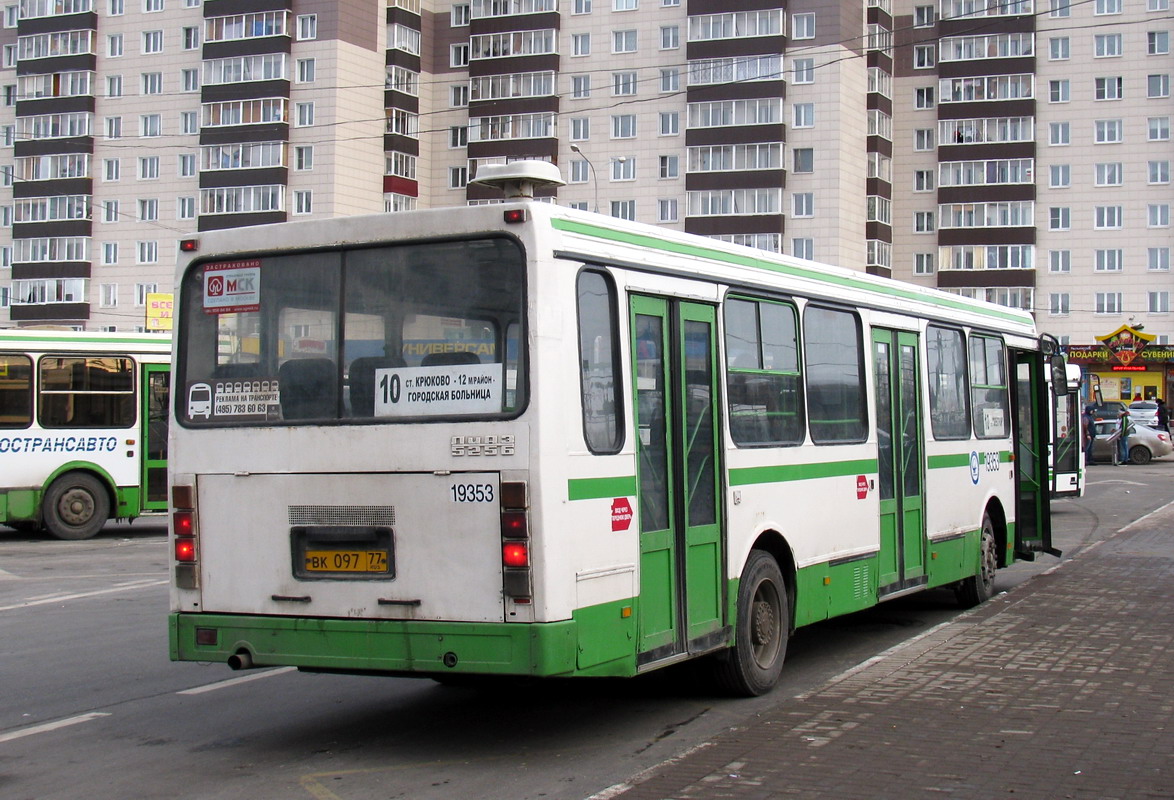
[1156,398,1170,434]
[1082,404,1096,465]
[1116,407,1134,465]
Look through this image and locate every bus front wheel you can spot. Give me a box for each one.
[714,550,788,697]
[43,473,109,541]
[955,514,997,608]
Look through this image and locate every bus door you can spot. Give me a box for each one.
[140,364,169,511]
[630,295,724,664]
[1010,349,1056,559]
[872,329,926,596]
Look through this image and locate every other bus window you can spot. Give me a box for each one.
[0,354,32,428]
[39,356,135,428]
[724,296,804,446]
[926,325,970,439]
[803,306,866,443]
[576,269,623,453]
[969,334,1009,439]
[179,237,526,425]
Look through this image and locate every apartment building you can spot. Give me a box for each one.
[0,0,1170,353]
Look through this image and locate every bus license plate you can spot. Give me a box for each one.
[304,550,389,573]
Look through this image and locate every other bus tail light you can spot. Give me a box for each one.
[500,481,531,602]
[172,485,198,589]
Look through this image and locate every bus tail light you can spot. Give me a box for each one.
[500,481,531,602]
[172,485,198,589]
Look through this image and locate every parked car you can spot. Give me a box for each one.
[1086,401,1127,422]
[1128,400,1160,428]
[1090,420,1173,465]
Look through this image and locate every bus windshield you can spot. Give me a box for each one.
[177,236,526,426]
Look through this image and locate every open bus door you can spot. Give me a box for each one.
[1009,342,1062,561]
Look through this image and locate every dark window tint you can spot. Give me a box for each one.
[969,334,1009,439]
[0,354,32,428]
[803,306,866,443]
[724,297,804,445]
[39,356,135,428]
[926,325,970,439]
[576,270,623,452]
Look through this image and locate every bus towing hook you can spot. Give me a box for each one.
[226,651,255,671]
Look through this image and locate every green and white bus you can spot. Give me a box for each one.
[0,330,171,539]
[169,163,1061,695]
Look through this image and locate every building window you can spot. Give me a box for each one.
[450,43,470,68]
[297,14,317,41]
[1094,162,1123,186]
[793,103,814,128]
[611,199,635,220]
[144,0,163,11]
[792,13,814,40]
[1095,119,1123,143]
[1049,250,1071,272]
[107,75,123,98]
[792,238,813,259]
[659,112,678,136]
[1095,205,1123,229]
[1150,204,1170,227]
[792,192,813,217]
[914,253,934,275]
[183,26,199,50]
[914,129,934,151]
[1150,31,1170,55]
[1049,80,1069,103]
[1095,249,1123,271]
[138,198,158,222]
[614,0,637,9]
[914,5,935,26]
[1050,164,1071,187]
[182,69,199,93]
[610,157,636,181]
[297,58,316,83]
[108,34,123,57]
[572,75,590,98]
[659,155,678,178]
[612,30,637,53]
[915,87,935,109]
[102,243,118,265]
[570,118,590,141]
[570,159,589,183]
[104,158,120,181]
[141,73,163,95]
[103,200,119,223]
[914,170,934,191]
[1095,77,1123,101]
[660,26,679,49]
[657,198,677,222]
[1049,207,1070,230]
[181,111,198,134]
[913,45,935,69]
[572,34,590,57]
[296,102,315,127]
[100,284,118,308]
[139,156,159,179]
[294,146,313,171]
[1049,37,1070,59]
[142,30,163,54]
[1150,117,1171,140]
[1150,160,1171,183]
[1049,293,1070,316]
[792,148,813,173]
[1049,121,1070,145]
[136,243,159,266]
[1149,74,1170,98]
[1150,292,1170,314]
[1095,0,1122,12]
[613,72,637,96]
[1150,247,1171,270]
[611,114,636,138]
[140,114,161,137]
[1095,293,1123,314]
[177,196,196,219]
[106,116,122,139]
[452,4,470,25]
[178,153,196,176]
[293,190,312,215]
[793,58,814,84]
[914,211,935,232]
[573,0,591,12]
[660,68,679,92]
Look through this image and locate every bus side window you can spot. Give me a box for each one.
[0,354,33,428]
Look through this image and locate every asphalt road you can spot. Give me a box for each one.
[0,460,1168,800]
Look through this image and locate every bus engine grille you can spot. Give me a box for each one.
[288,505,395,527]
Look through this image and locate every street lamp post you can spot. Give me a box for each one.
[569,143,599,213]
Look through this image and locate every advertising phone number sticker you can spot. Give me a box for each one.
[373,364,502,417]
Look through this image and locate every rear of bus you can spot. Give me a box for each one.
[168,216,564,678]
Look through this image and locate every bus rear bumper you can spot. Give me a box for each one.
[169,612,583,678]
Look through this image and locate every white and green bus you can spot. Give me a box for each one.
[169,163,1061,695]
[0,330,171,539]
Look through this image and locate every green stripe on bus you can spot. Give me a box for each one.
[729,459,878,487]
[550,218,1032,325]
[927,451,1011,470]
[568,475,638,501]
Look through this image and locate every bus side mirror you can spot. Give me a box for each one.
[1050,355,1069,397]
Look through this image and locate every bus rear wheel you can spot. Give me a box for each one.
[43,473,109,541]
[955,514,997,608]
[714,550,788,697]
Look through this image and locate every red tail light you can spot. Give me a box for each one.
[175,537,197,563]
[174,510,194,537]
[503,541,529,567]
[501,510,527,538]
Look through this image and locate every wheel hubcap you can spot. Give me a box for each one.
[58,490,94,526]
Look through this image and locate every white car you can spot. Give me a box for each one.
[1091,420,1173,465]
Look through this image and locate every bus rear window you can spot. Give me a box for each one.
[177,237,526,426]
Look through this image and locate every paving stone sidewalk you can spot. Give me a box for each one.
[602,507,1174,800]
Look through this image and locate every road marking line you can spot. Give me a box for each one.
[0,579,166,612]
[0,713,111,744]
[177,666,296,695]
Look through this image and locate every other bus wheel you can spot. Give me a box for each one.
[43,473,109,541]
[955,514,997,608]
[1129,445,1152,466]
[714,550,788,697]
